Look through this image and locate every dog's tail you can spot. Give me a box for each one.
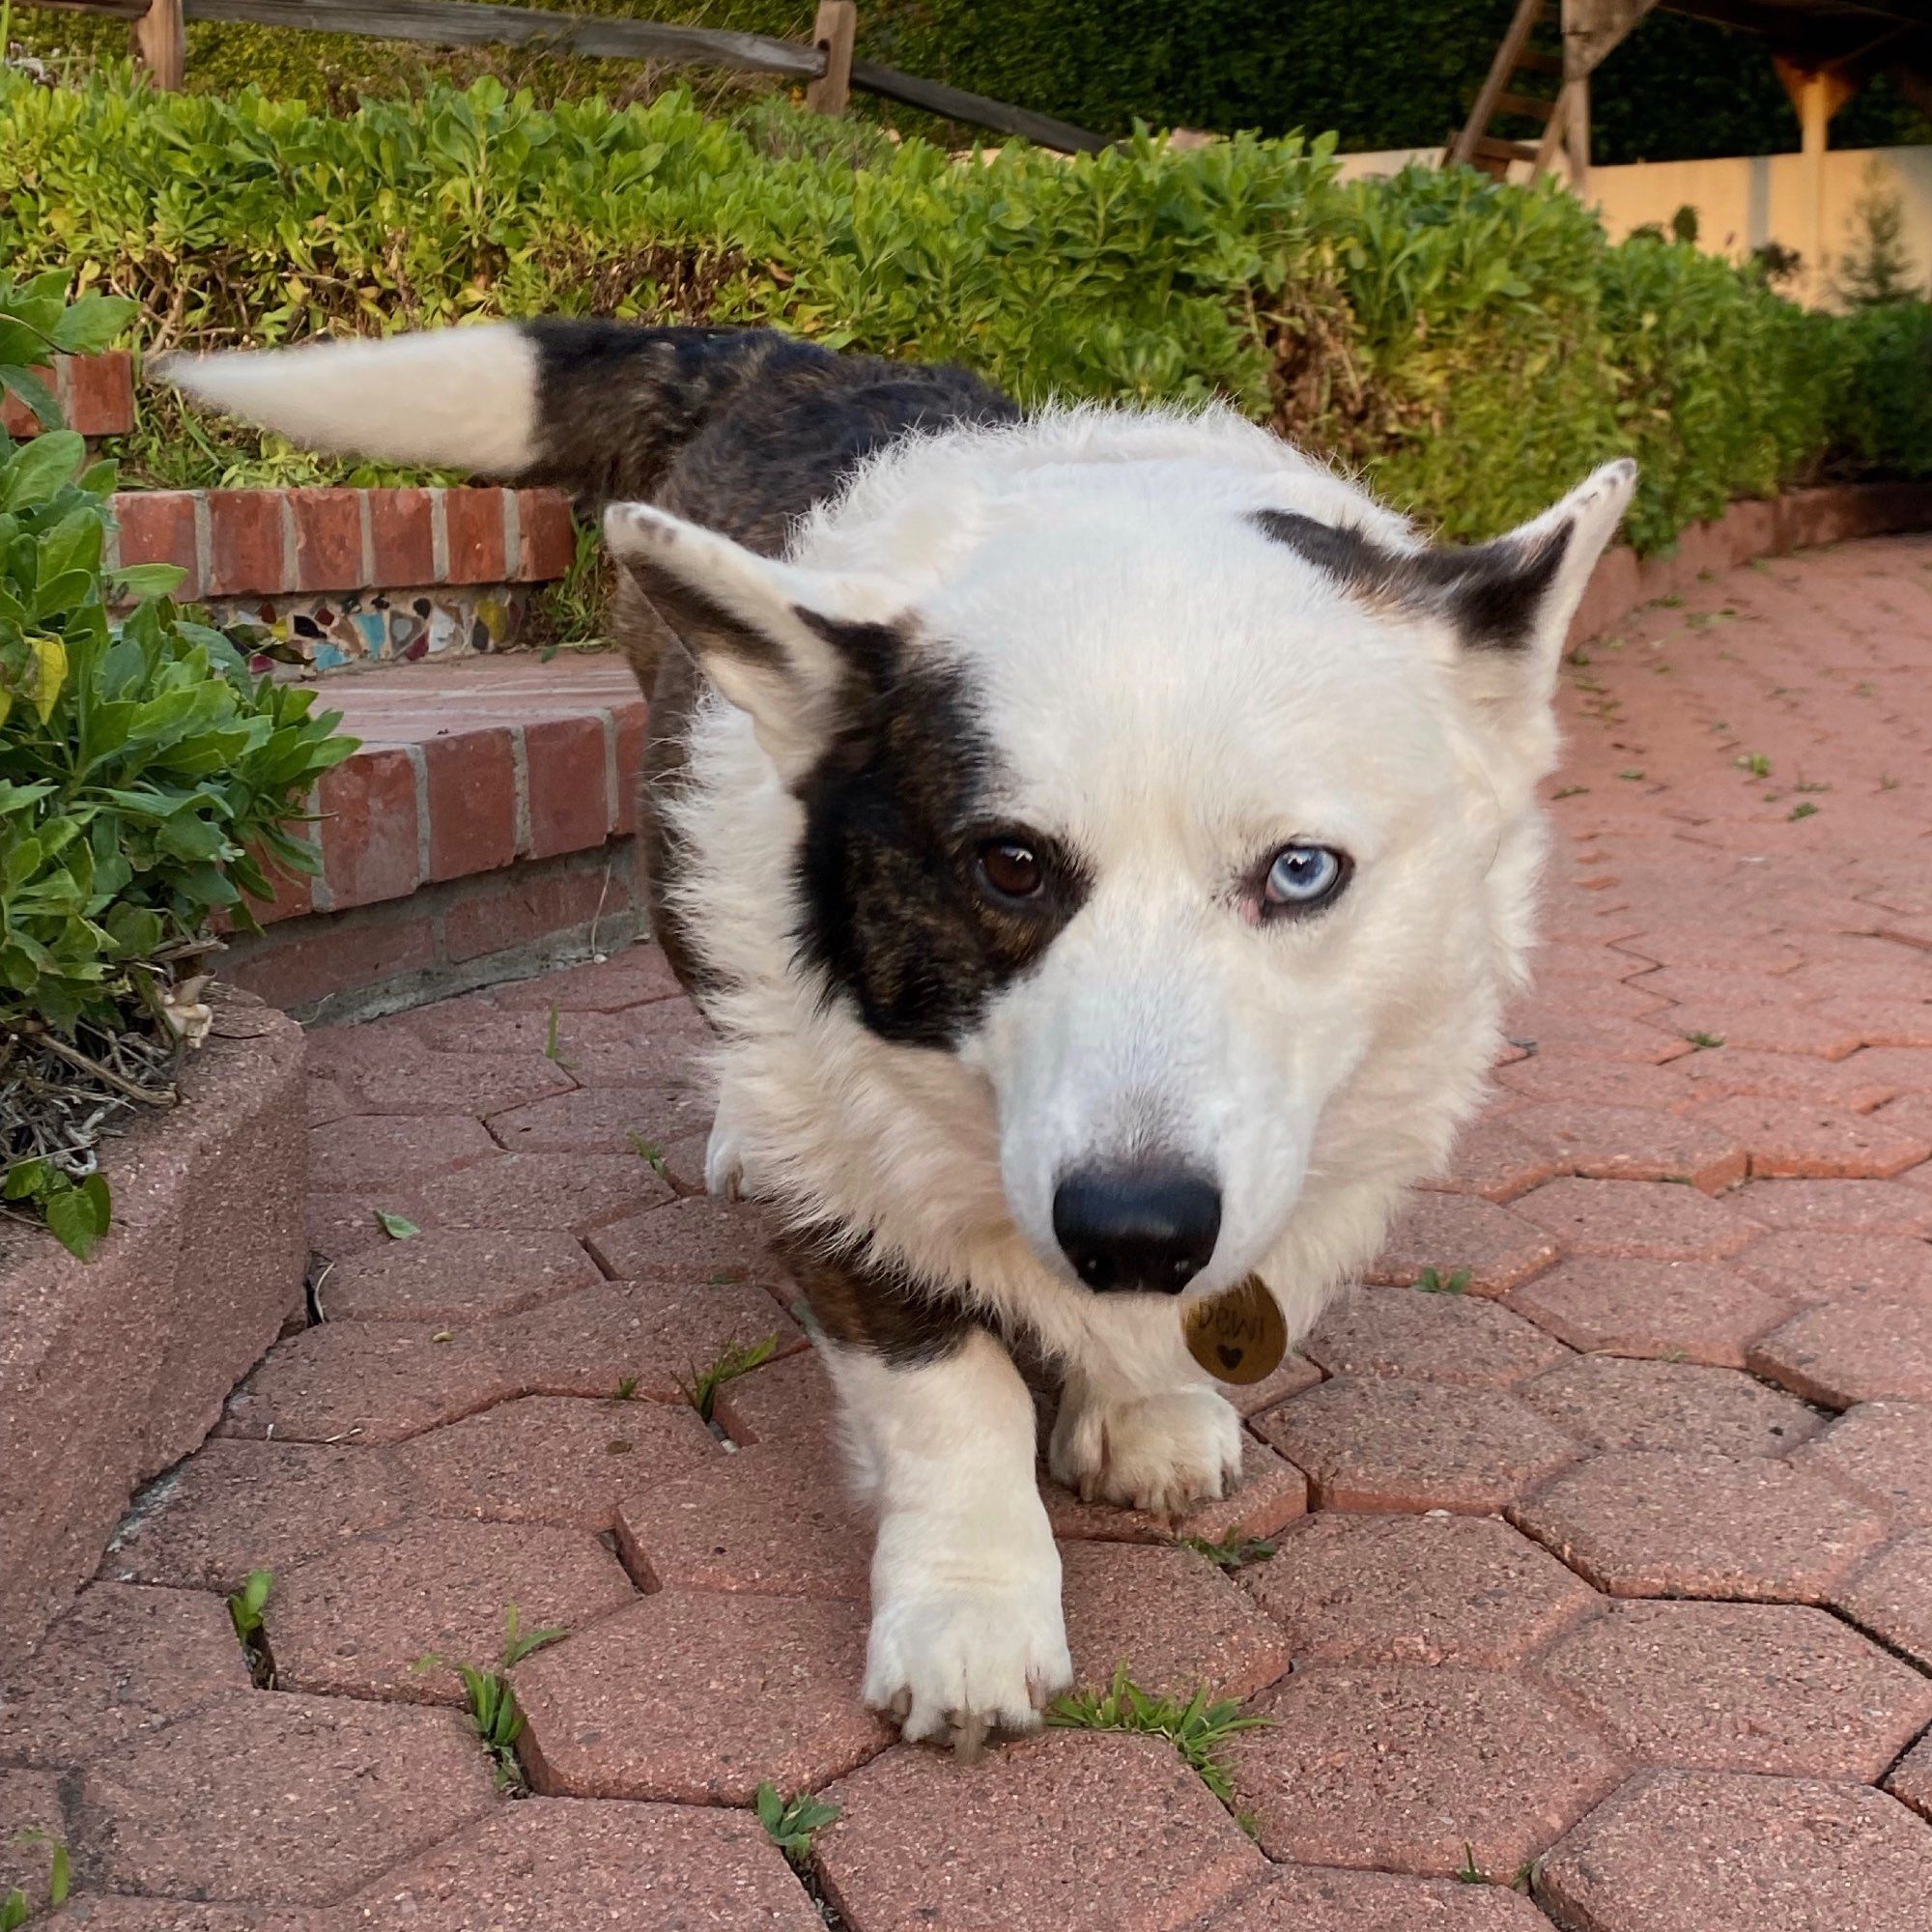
[155,320,805,507]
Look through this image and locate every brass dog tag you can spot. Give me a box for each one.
[1185,1276,1288,1384]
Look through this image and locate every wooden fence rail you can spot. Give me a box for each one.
[9,0,1108,152]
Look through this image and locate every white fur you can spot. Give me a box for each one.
[155,325,541,475]
[830,1329,1071,1744]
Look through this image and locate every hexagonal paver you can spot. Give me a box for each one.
[487,945,683,1010]
[1890,1731,1932,1822]
[1506,1257,1791,1367]
[1229,1666,1623,1882]
[1819,996,1932,1048]
[482,1275,803,1403]
[1041,1436,1309,1548]
[1796,1400,1932,1525]
[214,1322,517,1445]
[1421,1116,1561,1202]
[514,1591,890,1803]
[1538,1599,1932,1778]
[1504,1101,1747,1190]
[1514,1004,1694,1064]
[1834,1529,1932,1666]
[617,1438,870,1600]
[1250,1378,1578,1513]
[710,1348,838,1450]
[1496,1051,1692,1112]
[1196,1865,1553,1929]
[1239,1512,1597,1666]
[340,1048,574,1119]
[1059,1542,1291,1699]
[1734,1230,1932,1305]
[1301,1287,1568,1387]
[1651,1001,1867,1060]
[1511,1179,1760,1260]
[1674,1047,1904,1115]
[1363,1193,1559,1295]
[1689,1096,1931,1179]
[409,1151,670,1233]
[269,1520,637,1703]
[1516,1355,1822,1457]
[483,1082,708,1156]
[815,1732,1266,1932]
[394,1395,718,1530]
[0,1583,248,1767]
[307,1113,498,1192]
[320,1229,600,1323]
[78,1693,497,1905]
[340,1797,820,1929]
[100,1438,409,1589]
[1536,1769,1932,1931]
[1747,1294,1932,1406]
[1511,1450,1888,1601]
[1729,1179,1932,1235]
[583,1194,786,1288]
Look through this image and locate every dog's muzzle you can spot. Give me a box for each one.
[1052,1164,1222,1293]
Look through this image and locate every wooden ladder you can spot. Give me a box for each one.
[1446,0,1566,180]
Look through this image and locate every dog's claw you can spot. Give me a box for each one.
[951,1710,991,1765]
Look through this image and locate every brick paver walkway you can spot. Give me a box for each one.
[8,537,1932,1929]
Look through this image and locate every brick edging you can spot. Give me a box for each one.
[110,484,577,600]
[0,351,135,440]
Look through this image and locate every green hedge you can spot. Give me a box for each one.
[2,71,1924,554]
[17,1,1930,159]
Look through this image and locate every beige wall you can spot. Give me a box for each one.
[1335,142,1932,310]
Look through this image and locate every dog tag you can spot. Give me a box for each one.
[1184,1276,1287,1384]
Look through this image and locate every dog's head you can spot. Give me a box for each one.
[609,440,1634,1306]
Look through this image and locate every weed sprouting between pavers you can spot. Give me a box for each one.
[2,1833,69,1928]
[681,1333,781,1425]
[754,1782,841,1868]
[1181,1531,1278,1572]
[1046,1666,1268,1806]
[226,1568,274,1688]
[1415,1266,1472,1294]
[414,1605,566,1792]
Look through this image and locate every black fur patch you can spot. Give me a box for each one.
[794,649,1093,1049]
[1254,508,1571,652]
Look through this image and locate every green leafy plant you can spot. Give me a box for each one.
[416,1604,566,1789]
[754,1781,840,1866]
[1683,1031,1724,1050]
[226,1567,274,1684]
[626,1130,668,1178]
[682,1332,780,1422]
[375,1208,420,1239]
[1415,1266,1470,1295]
[1047,1665,1266,1804]
[0,268,356,1253]
[1,1833,69,1929]
[1181,1531,1277,1570]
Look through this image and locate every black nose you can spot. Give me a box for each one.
[1053,1166,1222,1293]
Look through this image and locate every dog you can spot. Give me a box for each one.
[161,322,1634,1752]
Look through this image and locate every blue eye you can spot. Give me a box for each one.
[1264,844,1348,911]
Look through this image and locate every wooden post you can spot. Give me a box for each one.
[805,0,855,117]
[133,0,185,89]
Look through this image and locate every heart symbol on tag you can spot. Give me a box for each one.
[1216,1344,1242,1372]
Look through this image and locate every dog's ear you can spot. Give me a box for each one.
[1430,456,1636,701]
[605,502,904,782]
[1257,457,1635,779]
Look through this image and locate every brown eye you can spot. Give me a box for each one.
[976,838,1044,901]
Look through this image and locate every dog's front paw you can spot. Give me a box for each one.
[703,1114,747,1202]
[1049,1381,1243,1517]
[864,1517,1072,1756]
